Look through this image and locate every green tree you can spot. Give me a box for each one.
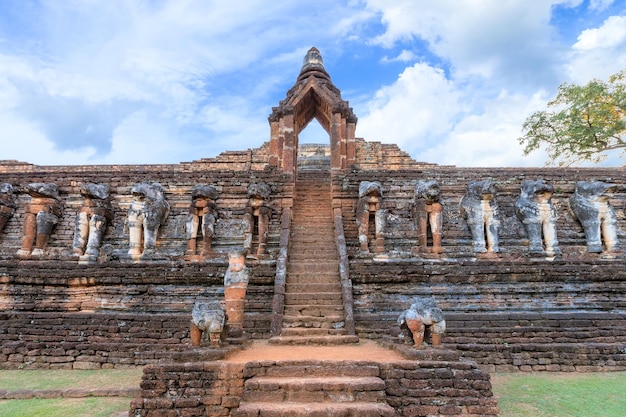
[519,69,626,166]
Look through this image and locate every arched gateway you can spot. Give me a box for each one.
[268,47,358,174]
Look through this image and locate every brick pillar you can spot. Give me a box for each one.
[268,120,280,167]
[330,112,343,170]
[280,112,296,176]
[346,118,357,167]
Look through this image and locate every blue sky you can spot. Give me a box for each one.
[1,0,625,167]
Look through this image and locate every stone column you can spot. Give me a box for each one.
[223,249,249,338]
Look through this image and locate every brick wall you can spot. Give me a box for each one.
[131,360,245,417]
[0,261,275,369]
[2,145,626,371]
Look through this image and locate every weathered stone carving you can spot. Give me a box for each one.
[16,183,62,259]
[190,300,226,347]
[185,185,219,257]
[397,297,446,348]
[72,183,114,262]
[570,180,620,253]
[460,180,500,254]
[224,249,249,337]
[355,181,387,254]
[0,183,16,235]
[515,179,561,257]
[243,183,271,257]
[412,180,443,254]
[125,182,170,258]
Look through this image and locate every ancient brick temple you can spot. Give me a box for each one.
[1,47,625,416]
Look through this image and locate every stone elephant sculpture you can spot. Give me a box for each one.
[16,183,62,259]
[185,184,219,257]
[72,183,114,262]
[460,179,500,253]
[0,183,16,236]
[125,182,170,258]
[570,180,620,253]
[190,300,226,347]
[412,180,443,254]
[397,297,446,348]
[355,181,387,254]
[514,179,560,257]
[243,183,271,256]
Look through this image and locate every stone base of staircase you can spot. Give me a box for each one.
[235,359,395,417]
[130,344,499,417]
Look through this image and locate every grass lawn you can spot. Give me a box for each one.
[0,397,133,417]
[492,372,626,417]
[0,369,143,417]
[0,369,143,391]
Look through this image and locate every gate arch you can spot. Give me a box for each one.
[268,47,358,175]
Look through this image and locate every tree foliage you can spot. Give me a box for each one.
[519,69,626,166]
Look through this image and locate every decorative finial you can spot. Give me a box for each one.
[302,47,324,68]
[299,47,329,80]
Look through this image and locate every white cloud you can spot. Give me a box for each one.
[419,91,551,167]
[381,50,417,63]
[357,59,552,167]
[357,63,462,153]
[573,15,626,50]
[589,0,615,11]
[568,15,626,83]
[0,112,97,165]
[365,0,570,88]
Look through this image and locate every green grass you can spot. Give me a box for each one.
[0,397,132,417]
[0,369,143,391]
[492,372,626,417]
[0,369,143,417]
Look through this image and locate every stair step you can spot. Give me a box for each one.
[286,277,341,285]
[284,306,344,316]
[284,304,343,317]
[284,293,343,305]
[280,327,347,337]
[288,263,338,273]
[246,361,381,378]
[236,402,395,417]
[285,283,342,292]
[287,249,337,257]
[268,335,360,346]
[281,319,346,336]
[282,314,344,325]
[242,376,386,403]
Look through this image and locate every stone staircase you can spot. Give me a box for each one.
[270,169,358,345]
[235,360,395,416]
